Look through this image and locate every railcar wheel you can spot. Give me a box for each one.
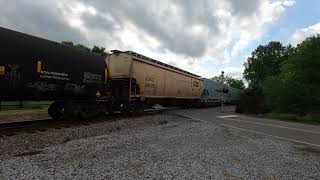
[135,102,145,114]
[79,103,100,119]
[63,102,80,118]
[119,103,130,114]
[48,101,64,119]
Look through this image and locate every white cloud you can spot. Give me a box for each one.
[282,0,296,7]
[0,0,295,78]
[230,0,294,57]
[290,23,320,46]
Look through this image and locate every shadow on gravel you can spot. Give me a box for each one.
[62,137,71,144]
[15,150,43,157]
[158,120,168,125]
[167,113,202,123]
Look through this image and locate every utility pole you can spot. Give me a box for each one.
[221,71,225,112]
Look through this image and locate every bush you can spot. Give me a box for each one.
[236,88,269,114]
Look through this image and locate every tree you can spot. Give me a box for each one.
[210,72,245,90]
[75,44,91,52]
[263,35,320,114]
[225,77,245,89]
[62,41,91,52]
[62,42,108,57]
[243,41,292,88]
[61,41,74,46]
[240,42,293,113]
[210,76,224,84]
[92,46,107,57]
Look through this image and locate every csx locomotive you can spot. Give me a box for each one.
[0,27,241,119]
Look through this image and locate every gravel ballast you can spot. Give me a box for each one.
[0,113,319,179]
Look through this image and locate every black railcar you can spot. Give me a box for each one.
[0,27,109,118]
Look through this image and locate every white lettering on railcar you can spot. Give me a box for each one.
[83,72,102,83]
[39,70,70,81]
[40,71,68,77]
[144,75,156,94]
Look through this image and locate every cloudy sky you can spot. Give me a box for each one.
[1,0,319,79]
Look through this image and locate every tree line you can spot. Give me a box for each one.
[238,35,320,118]
[62,41,108,57]
[210,73,245,90]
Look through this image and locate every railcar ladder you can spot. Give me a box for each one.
[123,79,137,101]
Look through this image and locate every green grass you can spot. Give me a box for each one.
[0,101,51,112]
[261,112,320,125]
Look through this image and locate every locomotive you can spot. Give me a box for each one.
[0,27,241,119]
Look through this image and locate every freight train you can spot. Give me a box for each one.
[0,27,242,119]
[201,78,242,106]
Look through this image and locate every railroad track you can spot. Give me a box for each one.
[0,107,176,137]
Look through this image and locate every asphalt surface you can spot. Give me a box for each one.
[174,106,320,146]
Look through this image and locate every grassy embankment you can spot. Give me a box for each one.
[260,112,320,125]
[0,101,51,112]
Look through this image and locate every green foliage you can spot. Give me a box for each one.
[210,75,223,84]
[240,34,320,120]
[92,46,108,57]
[0,101,51,111]
[75,44,91,52]
[62,41,107,57]
[61,41,74,46]
[263,35,320,114]
[225,77,245,90]
[263,112,320,125]
[241,41,295,114]
[236,87,267,114]
[210,75,245,89]
[243,41,292,88]
[62,41,90,52]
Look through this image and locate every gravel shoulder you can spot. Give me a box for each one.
[0,112,320,179]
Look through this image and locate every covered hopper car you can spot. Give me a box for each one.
[107,50,204,111]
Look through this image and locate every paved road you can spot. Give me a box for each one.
[173,106,320,146]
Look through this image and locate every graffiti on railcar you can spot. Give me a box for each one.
[65,83,85,94]
[27,81,58,92]
[4,64,21,88]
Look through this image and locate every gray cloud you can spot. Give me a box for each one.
[81,14,116,32]
[227,0,261,16]
[0,0,293,62]
[78,0,209,56]
[0,0,86,44]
